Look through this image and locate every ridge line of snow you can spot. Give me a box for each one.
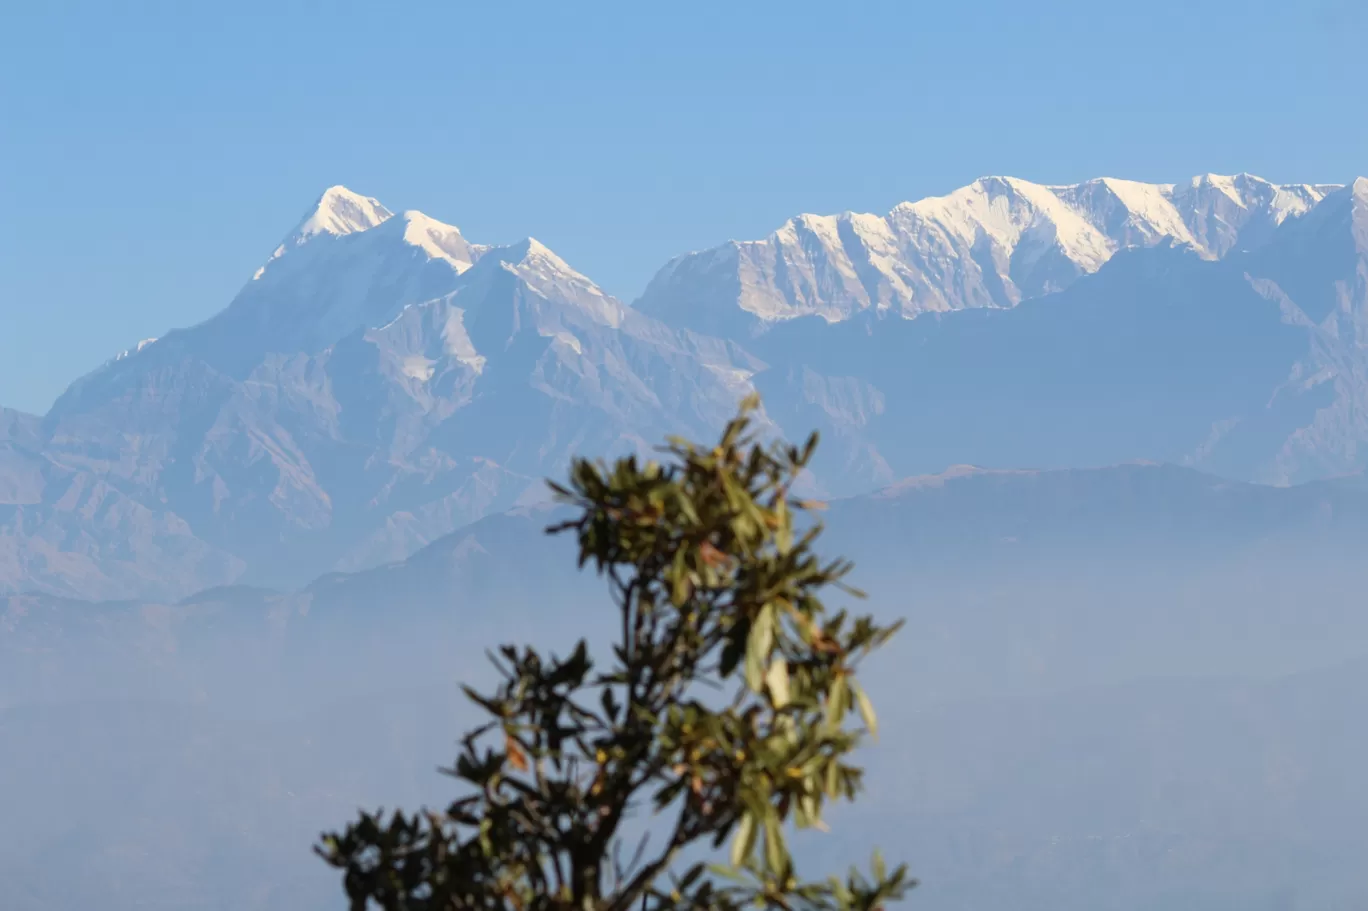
[634,171,1359,328]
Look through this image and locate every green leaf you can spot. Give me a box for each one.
[731,812,757,867]
[707,863,749,884]
[745,606,775,692]
[765,658,791,709]
[853,682,878,738]
[828,674,849,726]
[763,811,786,874]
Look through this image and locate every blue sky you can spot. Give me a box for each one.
[2,0,1364,414]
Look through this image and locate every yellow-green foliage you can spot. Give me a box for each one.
[317,396,911,911]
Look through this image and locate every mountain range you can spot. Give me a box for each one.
[4,172,1367,602]
[11,459,1368,711]
[9,170,1368,910]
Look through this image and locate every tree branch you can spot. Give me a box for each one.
[606,802,696,911]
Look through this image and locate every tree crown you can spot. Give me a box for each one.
[319,396,911,911]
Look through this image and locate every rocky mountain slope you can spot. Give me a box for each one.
[4,174,1368,599]
[9,189,772,597]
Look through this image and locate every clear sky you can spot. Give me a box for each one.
[2,0,1365,414]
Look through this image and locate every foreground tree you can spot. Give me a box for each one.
[318,396,912,911]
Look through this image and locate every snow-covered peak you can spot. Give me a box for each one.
[255,186,395,278]
[1178,172,1335,214]
[1187,173,1248,205]
[290,185,393,243]
[1169,173,1340,256]
[1285,177,1368,246]
[518,236,564,264]
[198,190,493,360]
[444,236,628,335]
[898,176,1115,271]
[480,237,585,281]
[381,210,481,272]
[636,172,1353,333]
[1058,177,1198,251]
[513,238,617,303]
[270,189,479,274]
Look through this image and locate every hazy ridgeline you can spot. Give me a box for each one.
[6,465,1368,910]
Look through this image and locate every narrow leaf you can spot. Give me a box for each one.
[765,658,791,709]
[854,682,878,738]
[763,811,786,874]
[828,674,849,726]
[730,813,757,867]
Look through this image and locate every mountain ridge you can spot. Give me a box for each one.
[11,458,1368,706]
[634,171,1341,336]
[5,171,1368,600]
[7,197,781,597]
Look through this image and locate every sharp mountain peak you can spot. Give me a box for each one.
[293,184,394,240]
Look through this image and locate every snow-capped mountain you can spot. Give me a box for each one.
[10,175,1368,911]
[5,173,1368,600]
[635,173,1337,336]
[14,187,773,597]
[747,178,1368,481]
